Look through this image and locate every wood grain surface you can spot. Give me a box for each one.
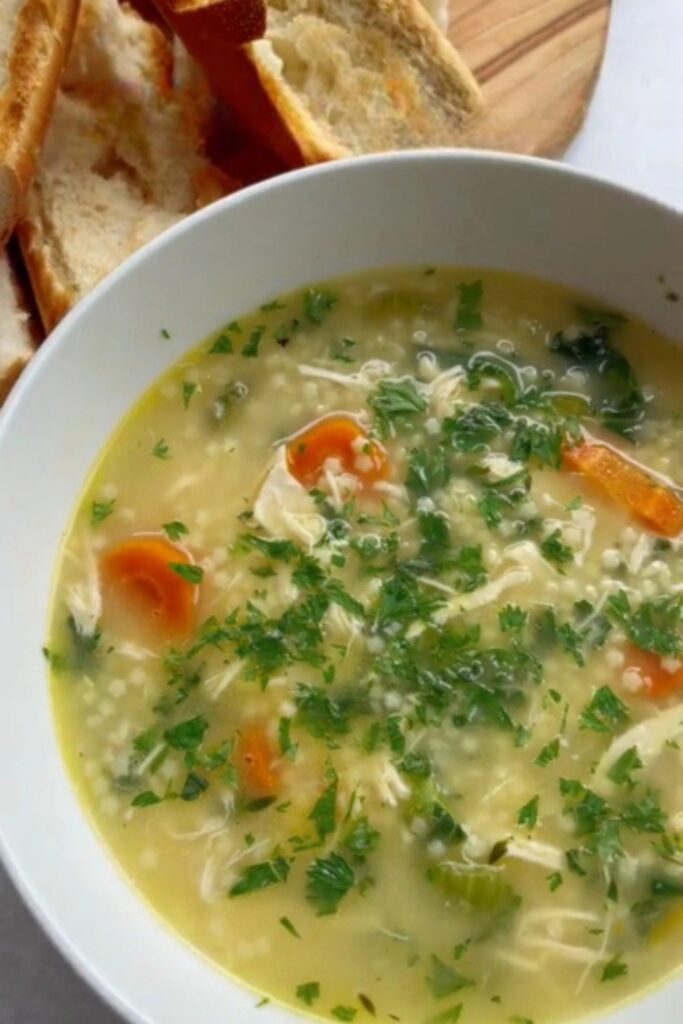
[450,0,612,156]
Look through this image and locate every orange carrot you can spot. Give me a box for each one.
[625,646,683,699]
[100,535,198,635]
[235,725,280,797]
[287,415,388,489]
[563,440,683,538]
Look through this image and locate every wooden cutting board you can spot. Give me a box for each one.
[449,0,612,157]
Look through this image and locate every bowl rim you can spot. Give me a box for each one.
[1,147,681,1024]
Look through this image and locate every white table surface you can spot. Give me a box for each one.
[2,2,682,1021]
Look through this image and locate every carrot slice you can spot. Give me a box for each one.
[563,440,683,538]
[625,645,683,698]
[235,725,279,798]
[287,415,388,489]
[100,535,198,636]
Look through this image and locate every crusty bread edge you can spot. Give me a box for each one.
[154,0,483,165]
[0,0,80,244]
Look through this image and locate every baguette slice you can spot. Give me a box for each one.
[0,244,36,404]
[152,0,482,167]
[18,0,233,332]
[0,0,80,244]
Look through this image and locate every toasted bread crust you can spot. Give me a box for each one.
[0,0,80,244]
[152,0,482,165]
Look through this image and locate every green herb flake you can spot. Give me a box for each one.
[304,289,337,324]
[369,378,427,437]
[342,817,380,862]
[296,982,320,1006]
[309,778,338,843]
[182,381,197,409]
[278,717,297,760]
[425,1008,463,1024]
[162,520,189,541]
[547,871,563,892]
[164,715,208,751]
[499,604,528,633]
[209,332,233,354]
[517,795,540,830]
[580,686,630,734]
[331,1007,357,1022]
[229,856,291,897]
[607,746,644,788]
[131,790,162,808]
[180,771,208,801]
[242,325,266,358]
[428,955,474,999]
[279,916,301,938]
[168,562,204,584]
[160,327,171,339]
[601,956,628,982]
[455,280,484,332]
[152,438,171,460]
[540,529,574,572]
[90,499,116,525]
[306,852,355,915]
[535,738,560,767]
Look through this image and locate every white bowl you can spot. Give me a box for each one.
[0,151,682,1024]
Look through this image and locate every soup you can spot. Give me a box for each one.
[47,269,683,1024]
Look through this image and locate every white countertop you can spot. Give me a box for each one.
[1,2,681,1021]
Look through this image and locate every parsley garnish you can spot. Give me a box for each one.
[91,499,116,525]
[428,955,474,998]
[209,332,233,354]
[306,852,355,915]
[547,871,563,891]
[242,325,265,358]
[296,982,320,1006]
[304,288,337,324]
[607,590,683,657]
[152,438,171,459]
[309,777,338,843]
[182,381,197,408]
[342,817,380,862]
[580,686,630,733]
[607,746,644,788]
[331,1007,357,1021]
[540,529,574,571]
[601,955,628,982]
[229,856,291,897]
[164,715,208,751]
[454,280,483,332]
[180,771,208,801]
[369,378,427,437]
[162,520,189,541]
[517,795,539,830]
[499,605,528,633]
[168,562,204,584]
[535,738,560,767]
[406,446,452,496]
[279,916,300,938]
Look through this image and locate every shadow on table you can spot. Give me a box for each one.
[1,862,123,1024]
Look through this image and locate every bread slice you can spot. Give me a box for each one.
[18,0,233,332]
[0,0,80,244]
[0,244,36,404]
[152,0,482,167]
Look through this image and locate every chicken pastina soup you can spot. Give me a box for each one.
[47,269,683,1024]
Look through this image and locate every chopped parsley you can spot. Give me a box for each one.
[91,498,116,525]
[182,381,197,409]
[607,746,644,788]
[162,520,189,541]
[304,288,337,324]
[331,1007,357,1022]
[308,777,338,843]
[454,280,483,332]
[229,856,291,897]
[540,529,574,571]
[428,956,474,999]
[517,795,539,830]
[168,562,204,584]
[601,955,628,982]
[152,438,171,460]
[306,852,355,915]
[209,332,233,354]
[296,982,320,1006]
[579,686,630,734]
[242,325,266,358]
[369,378,427,437]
